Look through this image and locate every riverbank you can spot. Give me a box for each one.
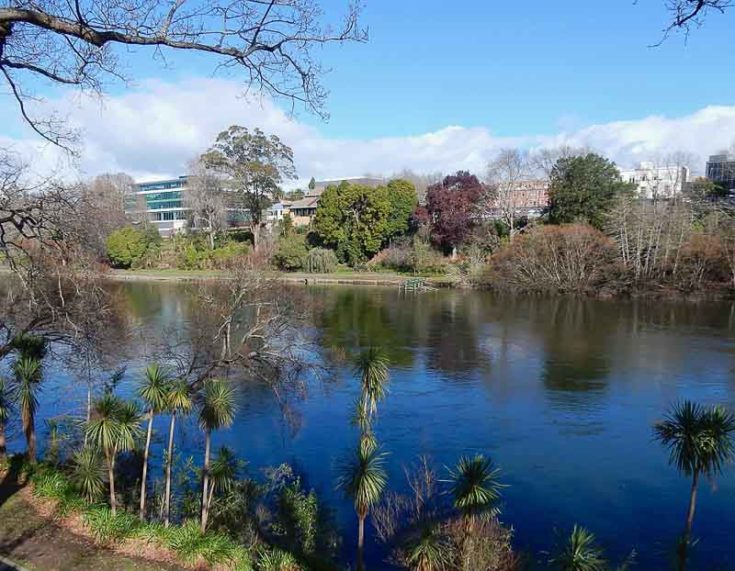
[0,489,178,571]
[106,268,455,287]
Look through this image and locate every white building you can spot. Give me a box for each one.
[618,162,689,200]
[128,176,190,237]
[266,201,293,224]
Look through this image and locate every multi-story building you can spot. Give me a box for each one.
[128,176,190,237]
[484,179,550,219]
[130,175,251,236]
[618,162,689,200]
[706,153,735,194]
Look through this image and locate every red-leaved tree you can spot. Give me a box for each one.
[426,171,484,257]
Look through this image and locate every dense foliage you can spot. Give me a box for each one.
[105,226,161,269]
[201,126,297,246]
[311,179,417,265]
[547,154,635,229]
[272,234,309,271]
[425,171,485,255]
[304,248,338,273]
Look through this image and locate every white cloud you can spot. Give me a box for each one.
[2,77,734,184]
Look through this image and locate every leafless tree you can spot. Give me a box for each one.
[391,169,443,205]
[0,149,112,361]
[70,173,135,257]
[184,160,227,250]
[529,145,587,181]
[0,0,367,148]
[485,148,530,242]
[606,194,696,283]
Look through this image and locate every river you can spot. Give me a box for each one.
[10,282,735,569]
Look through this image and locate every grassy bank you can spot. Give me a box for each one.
[0,460,254,571]
[0,490,174,571]
[107,268,455,287]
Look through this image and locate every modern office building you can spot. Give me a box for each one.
[618,162,689,200]
[130,175,256,236]
[706,153,735,193]
[128,176,190,237]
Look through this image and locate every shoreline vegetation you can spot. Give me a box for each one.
[104,268,455,288]
[100,268,734,302]
[3,264,734,301]
[97,154,735,302]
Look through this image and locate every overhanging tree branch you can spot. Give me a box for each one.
[0,0,366,147]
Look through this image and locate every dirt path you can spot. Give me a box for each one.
[0,492,181,571]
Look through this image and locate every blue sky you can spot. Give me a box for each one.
[2,0,734,180]
[65,0,734,137]
[312,0,734,138]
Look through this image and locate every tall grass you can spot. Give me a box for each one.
[31,467,85,515]
[26,461,319,570]
[83,505,141,542]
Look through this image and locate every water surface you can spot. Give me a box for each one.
[12,283,735,569]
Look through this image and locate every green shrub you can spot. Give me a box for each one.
[303,248,337,274]
[211,241,250,268]
[32,468,72,499]
[173,238,250,270]
[272,234,308,271]
[274,480,318,556]
[166,521,250,567]
[131,522,173,544]
[83,505,140,543]
[71,447,105,502]
[30,466,84,514]
[368,240,448,275]
[256,547,302,571]
[106,225,161,268]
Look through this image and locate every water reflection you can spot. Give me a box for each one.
[12,281,735,569]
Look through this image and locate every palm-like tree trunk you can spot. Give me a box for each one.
[164,413,176,527]
[139,408,154,520]
[200,429,211,533]
[679,469,700,571]
[357,509,366,571]
[23,410,35,463]
[106,448,117,516]
[0,423,6,462]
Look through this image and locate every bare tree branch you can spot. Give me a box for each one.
[0,0,367,147]
[652,0,732,44]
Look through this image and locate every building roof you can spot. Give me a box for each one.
[313,176,385,191]
[290,195,320,210]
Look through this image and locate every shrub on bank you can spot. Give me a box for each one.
[106,225,161,269]
[27,461,257,569]
[303,248,338,274]
[489,224,624,295]
[272,234,309,271]
[368,239,449,275]
[175,238,250,270]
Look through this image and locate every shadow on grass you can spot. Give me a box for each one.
[0,455,27,509]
